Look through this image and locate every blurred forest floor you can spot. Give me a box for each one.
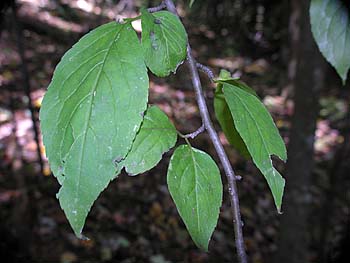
[0,0,349,262]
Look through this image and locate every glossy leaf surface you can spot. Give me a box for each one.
[310,0,350,83]
[40,22,149,237]
[141,9,187,77]
[121,105,177,175]
[167,145,223,251]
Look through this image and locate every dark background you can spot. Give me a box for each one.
[0,0,349,262]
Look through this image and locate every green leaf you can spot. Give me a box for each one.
[215,70,258,97]
[189,0,195,7]
[167,145,223,251]
[222,83,287,212]
[214,88,250,159]
[310,0,350,84]
[141,9,187,77]
[120,105,177,175]
[40,22,149,237]
[214,70,256,159]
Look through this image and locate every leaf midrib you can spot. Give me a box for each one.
[189,147,201,238]
[72,24,124,214]
[225,87,271,169]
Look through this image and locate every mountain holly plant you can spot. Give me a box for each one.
[39,0,286,257]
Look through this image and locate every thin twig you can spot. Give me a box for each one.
[187,43,248,263]
[147,1,166,13]
[181,124,205,139]
[164,1,247,262]
[196,62,215,82]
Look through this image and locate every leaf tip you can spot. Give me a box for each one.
[76,232,90,241]
[193,239,209,252]
[203,245,209,253]
[341,75,347,86]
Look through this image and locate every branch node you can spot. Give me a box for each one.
[163,1,247,262]
[196,62,215,82]
[182,124,205,139]
[235,175,242,181]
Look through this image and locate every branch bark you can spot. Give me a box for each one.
[196,62,215,82]
[147,2,166,13]
[181,124,205,139]
[164,1,247,262]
